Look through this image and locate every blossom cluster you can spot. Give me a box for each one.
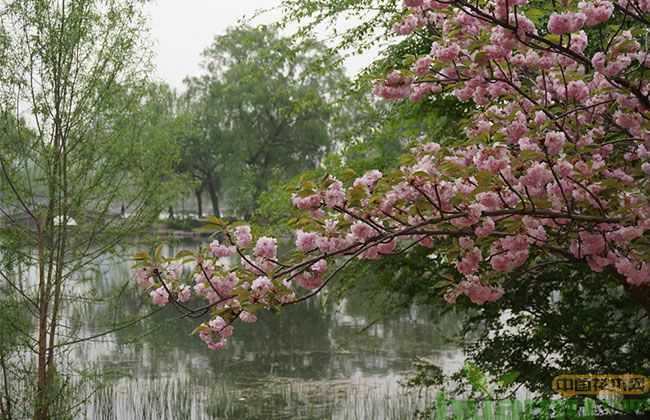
[377,0,649,287]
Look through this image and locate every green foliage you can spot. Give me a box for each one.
[338,91,470,174]
[276,0,401,65]
[463,265,650,399]
[463,361,492,397]
[254,172,318,231]
[0,1,186,417]
[343,249,650,413]
[178,25,348,217]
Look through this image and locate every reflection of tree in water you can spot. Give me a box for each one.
[77,243,465,417]
[109,294,343,382]
[105,285,464,383]
[340,293,465,356]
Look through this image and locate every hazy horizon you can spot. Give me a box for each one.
[146,0,376,91]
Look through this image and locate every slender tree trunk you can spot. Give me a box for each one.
[195,188,203,218]
[0,351,10,419]
[206,179,220,217]
[35,232,49,420]
[36,117,61,420]
[45,138,68,415]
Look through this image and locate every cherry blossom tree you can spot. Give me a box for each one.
[134,0,649,350]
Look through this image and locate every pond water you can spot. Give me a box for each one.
[56,242,465,419]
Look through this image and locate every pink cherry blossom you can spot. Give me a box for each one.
[615,256,650,286]
[251,276,273,292]
[592,52,632,76]
[548,12,586,34]
[393,15,420,35]
[177,284,191,302]
[456,247,482,276]
[135,266,153,288]
[520,162,553,187]
[254,236,277,260]
[444,277,504,305]
[350,221,377,242]
[134,0,650,351]
[579,1,614,25]
[210,240,234,258]
[607,226,643,244]
[372,71,413,99]
[411,56,433,75]
[544,131,566,155]
[239,310,257,323]
[323,180,346,208]
[150,287,169,307]
[163,261,182,280]
[234,225,253,247]
[353,170,383,190]
[295,230,317,251]
[433,43,460,63]
[565,80,589,103]
[475,218,495,238]
[311,259,328,276]
[292,193,321,210]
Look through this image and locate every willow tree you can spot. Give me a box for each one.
[0,1,182,418]
[180,25,347,217]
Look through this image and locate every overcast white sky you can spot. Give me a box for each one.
[145,0,374,91]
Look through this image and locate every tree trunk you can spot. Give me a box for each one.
[206,179,220,217]
[35,233,49,420]
[0,351,10,419]
[195,188,203,218]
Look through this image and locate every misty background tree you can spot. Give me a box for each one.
[179,25,347,218]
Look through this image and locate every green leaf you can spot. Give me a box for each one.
[432,280,453,289]
[543,34,562,44]
[203,216,225,226]
[402,54,415,66]
[133,251,151,261]
[321,178,336,189]
[190,324,207,336]
[525,8,544,17]
[399,153,416,165]
[297,217,315,227]
[341,168,358,181]
[227,220,248,229]
[439,272,456,282]
[196,224,219,233]
[296,188,317,198]
[496,370,521,387]
[349,186,367,200]
[174,250,194,259]
[463,361,491,397]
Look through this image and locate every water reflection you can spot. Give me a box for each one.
[68,241,464,419]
